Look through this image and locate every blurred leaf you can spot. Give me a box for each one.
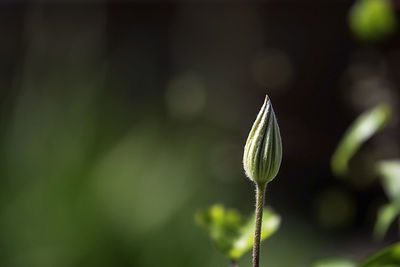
[196,204,242,255]
[195,204,280,260]
[349,0,397,41]
[360,242,400,267]
[376,160,400,204]
[312,258,357,267]
[229,208,281,260]
[373,203,400,239]
[331,104,391,176]
[373,160,400,239]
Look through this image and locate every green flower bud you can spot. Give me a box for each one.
[243,95,282,185]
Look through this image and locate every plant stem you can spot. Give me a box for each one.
[253,183,266,267]
[230,259,239,267]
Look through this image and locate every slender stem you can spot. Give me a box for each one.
[253,183,266,267]
[230,259,238,267]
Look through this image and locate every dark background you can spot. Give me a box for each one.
[0,1,399,267]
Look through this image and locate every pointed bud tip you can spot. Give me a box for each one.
[264,94,270,104]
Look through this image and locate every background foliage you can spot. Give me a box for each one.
[0,1,399,267]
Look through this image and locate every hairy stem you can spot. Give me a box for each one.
[253,183,266,267]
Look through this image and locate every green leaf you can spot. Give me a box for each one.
[376,160,400,204]
[312,258,357,267]
[195,204,242,255]
[373,203,400,239]
[195,204,280,260]
[331,104,391,176]
[229,207,280,260]
[373,160,400,239]
[360,242,400,267]
[349,0,397,42]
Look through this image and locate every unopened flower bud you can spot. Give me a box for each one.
[243,95,282,185]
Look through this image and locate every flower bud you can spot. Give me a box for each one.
[243,95,282,185]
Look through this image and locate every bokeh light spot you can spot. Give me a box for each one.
[165,72,206,120]
[315,188,356,229]
[251,49,293,91]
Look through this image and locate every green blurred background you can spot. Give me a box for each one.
[0,1,399,267]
